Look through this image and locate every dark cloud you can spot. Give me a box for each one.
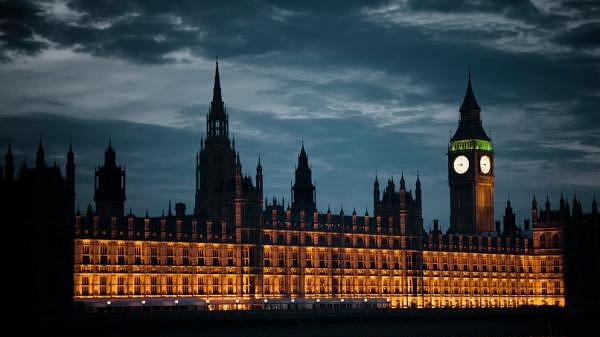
[0,0,49,60]
[0,0,599,229]
[553,22,600,49]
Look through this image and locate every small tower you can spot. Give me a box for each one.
[531,194,538,227]
[291,142,316,213]
[373,174,380,214]
[503,199,517,236]
[415,173,422,217]
[4,141,14,181]
[66,142,75,215]
[256,156,263,210]
[94,139,126,218]
[36,138,45,169]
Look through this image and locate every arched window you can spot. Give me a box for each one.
[552,233,560,248]
[539,234,546,249]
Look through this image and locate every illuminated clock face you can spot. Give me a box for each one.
[453,155,469,174]
[480,155,491,174]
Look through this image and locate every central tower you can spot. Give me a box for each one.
[194,61,262,228]
[448,73,494,234]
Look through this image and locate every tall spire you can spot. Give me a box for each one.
[213,59,222,103]
[400,171,405,190]
[104,138,116,166]
[256,155,262,173]
[36,137,45,168]
[5,140,14,180]
[460,69,480,114]
[451,69,489,141]
[67,141,74,162]
[207,59,228,139]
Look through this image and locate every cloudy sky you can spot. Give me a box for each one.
[1,0,599,230]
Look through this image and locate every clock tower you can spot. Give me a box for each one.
[448,72,494,234]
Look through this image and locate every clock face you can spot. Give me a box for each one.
[480,155,491,174]
[453,155,469,174]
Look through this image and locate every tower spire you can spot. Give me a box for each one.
[36,137,45,168]
[213,59,222,102]
[460,67,480,114]
[451,68,489,141]
[5,139,14,180]
[206,59,228,139]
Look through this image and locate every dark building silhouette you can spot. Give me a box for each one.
[373,173,423,235]
[291,143,316,213]
[0,140,74,321]
[502,199,519,236]
[448,73,495,234]
[543,194,600,311]
[94,140,126,218]
[194,61,262,230]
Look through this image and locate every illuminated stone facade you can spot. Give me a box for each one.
[73,200,569,309]
[67,65,590,311]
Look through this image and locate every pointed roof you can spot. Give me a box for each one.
[297,142,309,168]
[5,140,14,176]
[36,137,45,168]
[300,141,307,157]
[459,71,480,113]
[104,138,116,166]
[67,141,74,162]
[213,60,222,103]
[451,71,490,141]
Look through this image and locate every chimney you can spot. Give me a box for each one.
[207,220,213,241]
[144,213,150,239]
[127,212,134,239]
[433,219,439,232]
[191,219,198,240]
[175,202,186,218]
[160,216,167,240]
[221,222,227,241]
[495,221,501,233]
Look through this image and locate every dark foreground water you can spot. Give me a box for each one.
[21,308,596,337]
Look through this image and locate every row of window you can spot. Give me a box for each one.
[77,275,561,297]
[81,245,561,274]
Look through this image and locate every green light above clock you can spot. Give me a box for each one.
[449,139,493,152]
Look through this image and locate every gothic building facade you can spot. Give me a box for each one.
[3,63,598,312]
